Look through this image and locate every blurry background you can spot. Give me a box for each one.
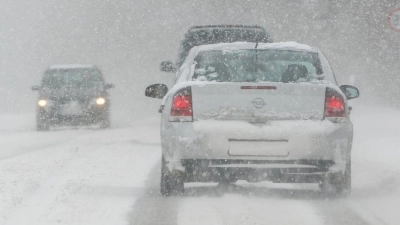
[1,0,399,124]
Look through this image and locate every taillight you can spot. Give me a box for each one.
[170,87,193,122]
[324,88,345,118]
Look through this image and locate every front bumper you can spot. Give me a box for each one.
[37,103,109,125]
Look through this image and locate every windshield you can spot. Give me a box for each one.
[42,69,103,89]
[193,50,322,82]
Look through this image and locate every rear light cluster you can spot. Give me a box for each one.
[169,87,193,122]
[324,88,345,118]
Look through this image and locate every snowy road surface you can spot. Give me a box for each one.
[1,104,400,225]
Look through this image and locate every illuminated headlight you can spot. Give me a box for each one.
[38,100,47,107]
[96,97,106,105]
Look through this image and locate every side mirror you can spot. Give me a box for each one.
[340,85,360,100]
[160,61,175,73]
[31,85,40,91]
[145,84,168,99]
[104,83,114,89]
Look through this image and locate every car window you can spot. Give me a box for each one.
[193,49,322,82]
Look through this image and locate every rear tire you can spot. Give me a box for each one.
[320,160,351,197]
[337,160,352,195]
[99,111,111,129]
[160,156,184,196]
[36,112,50,131]
[99,118,111,129]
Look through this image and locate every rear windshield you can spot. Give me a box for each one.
[193,49,323,83]
[178,28,270,66]
[42,69,103,88]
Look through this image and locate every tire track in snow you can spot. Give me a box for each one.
[313,199,370,225]
[345,201,389,225]
[129,161,179,225]
[0,129,93,160]
[0,128,161,225]
[232,185,370,225]
[1,134,117,224]
[129,169,372,225]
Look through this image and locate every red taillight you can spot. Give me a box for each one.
[324,88,345,118]
[170,87,193,122]
[171,95,192,116]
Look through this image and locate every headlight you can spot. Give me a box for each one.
[38,100,47,107]
[96,97,106,105]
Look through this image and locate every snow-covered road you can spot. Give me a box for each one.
[0,117,161,225]
[1,104,400,225]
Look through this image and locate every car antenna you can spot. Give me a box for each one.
[255,27,259,49]
[255,34,258,67]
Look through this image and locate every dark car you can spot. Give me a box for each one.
[160,25,273,72]
[31,65,114,131]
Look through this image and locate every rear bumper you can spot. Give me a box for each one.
[161,119,353,175]
[169,159,346,184]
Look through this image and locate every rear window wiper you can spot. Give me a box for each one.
[242,79,258,82]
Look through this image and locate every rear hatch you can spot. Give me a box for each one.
[191,82,326,122]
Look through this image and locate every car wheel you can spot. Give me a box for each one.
[99,112,111,129]
[337,160,351,195]
[36,113,50,131]
[160,156,184,196]
[320,160,351,197]
[99,118,111,129]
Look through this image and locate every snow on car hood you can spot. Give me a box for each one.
[40,86,105,100]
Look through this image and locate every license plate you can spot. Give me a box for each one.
[228,139,289,157]
[60,101,83,115]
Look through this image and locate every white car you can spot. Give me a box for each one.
[145,42,359,196]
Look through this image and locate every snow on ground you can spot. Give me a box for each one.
[0,114,35,132]
[349,104,400,224]
[179,192,323,225]
[0,115,161,225]
[175,103,400,225]
[1,103,400,224]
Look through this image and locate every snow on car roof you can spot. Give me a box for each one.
[48,64,96,70]
[191,41,317,54]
